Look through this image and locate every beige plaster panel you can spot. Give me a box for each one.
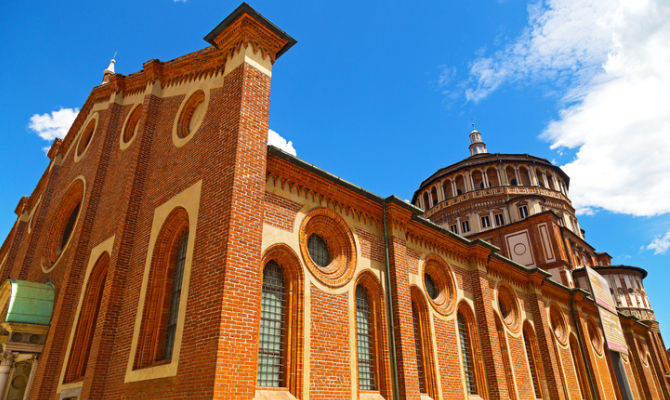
[57,234,115,394]
[124,179,202,383]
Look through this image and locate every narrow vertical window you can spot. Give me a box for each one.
[519,205,529,219]
[356,285,377,390]
[458,311,478,395]
[134,207,190,369]
[257,261,287,387]
[412,303,427,394]
[64,253,109,382]
[569,335,590,400]
[164,231,188,360]
[523,325,543,398]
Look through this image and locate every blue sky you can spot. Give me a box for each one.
[2,1,669,340]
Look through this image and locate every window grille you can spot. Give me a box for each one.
[257,261,286,387]
[164,231,188,360]
[449,224,458,234]
[458,312,478,395]
[481,216,491,229]
[412,305,427,394]
[461,220,470,233]
[494,213,504,226]
[424,274,438,300]
[308,234,330,267]
[524,329,542,398]
[356,285,377,390]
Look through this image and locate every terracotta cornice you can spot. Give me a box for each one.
[266,153,383,229]
[204,3,296,64]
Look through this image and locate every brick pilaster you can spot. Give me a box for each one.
[384,203,421,400]
[470,265,510,399]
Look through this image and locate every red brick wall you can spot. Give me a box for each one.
[309,285,351,399]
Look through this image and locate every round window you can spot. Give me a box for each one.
[77,118,97,157]
[177,90,206,139]
[122,103,143,145]
[497,284,520,331]
[549,305,568,344]
[42,178,84,271]
[424,273,438,300]
[308,233,330,267]
[588,320,603,355]
[422,256,456,315]
[299,208,356,287]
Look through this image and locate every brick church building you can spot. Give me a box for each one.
[0,3,668,399]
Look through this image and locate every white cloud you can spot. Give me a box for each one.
[28,107,79,141]
[460,0,670,216]
[268,129,297,156]
[646,230,670,255]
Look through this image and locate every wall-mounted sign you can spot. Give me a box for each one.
[585,266,628,354]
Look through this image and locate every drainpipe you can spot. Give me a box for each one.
[383,200,400,400]
[571,291,599,400]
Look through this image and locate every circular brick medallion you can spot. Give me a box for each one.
[75,115,98,161]
[299,208,356,288]
[497,283,520,331]
[42,178,85,272]
[422,255,456,316]
[172,89,208,147]
[587,319,604,355]
[121,103,143,148]
[549,304,568,345]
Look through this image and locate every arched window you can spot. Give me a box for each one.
[523,322,544,398]
[412,303,427,394]
[472,170,485,189]
[519,167,531,186]
[257,261,287,387]
[457,304,484,396]
[355,285,377,390]
[64,252,109,382]
[455,175,466,195]
[486,167,500,187]
[547,173,556,190]
[443,180,453,199]
[569,334,590,400]
[256,245,304,396]
[134,207,189,369]
[431,187,438,205]
[494,313,517,400]
[423,193,430,209]
[354,273,388,396]
[411,294,436,398]
[505,166,517,186]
